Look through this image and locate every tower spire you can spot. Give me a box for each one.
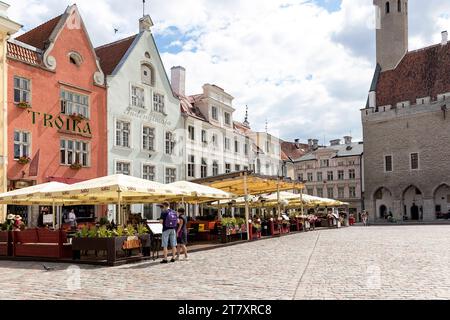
[243,105,250,127]
[143,0,146,17]
[265,119,268,133]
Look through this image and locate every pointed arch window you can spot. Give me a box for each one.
[386,1,390,14]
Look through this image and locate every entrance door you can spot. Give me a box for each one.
[379,205,387,219]
[411,204,419,220]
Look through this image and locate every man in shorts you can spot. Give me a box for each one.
[159,202,178,263]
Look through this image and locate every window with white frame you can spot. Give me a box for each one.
[141,64,154,86]
[153,93,165,113]
[131,86,145,108]
[188,126,195,141]
[349,186,356,198]
[143,204,153,220]
[317,172,323,181]
[349,169,356,179]
[142,126,155,151]
[201,158,207,178]
[244,143,249,155]
[212,161,219,176]
[116,161,130,175]
[116,121,130,148]
[327,187,334,199]
[411,153,419,170]
[142,165,155,181]
[235,164,241,172]
[60,89,89,118]
[321,159,329,168]
[307,172,313,182]
[165,132,175,155]
[201,130,207,144]
[338,187,345,199]
[385,155,393,172]
[188,155,195,178]
[338,170,344,180]
[211,106,218,120]
[14,131,30,159]
[266,141,270,153]
[327,171,334,181]
[224,137,230,151]
[60,139,89,166]
[225,163,231,174]
[224,112,231,125]
[234,139,239,153]
[317,187,323,198]
[14,76,31,104]
[212,134,218,147]
[298,173,304,181]
[165,168,176,183]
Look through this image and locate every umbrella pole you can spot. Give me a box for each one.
[277,178,281,218]
[52,200,56,230]
[117,191,122,226]
[300,186,304,216]
[244,172,250,241]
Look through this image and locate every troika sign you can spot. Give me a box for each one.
[27,110,92,135]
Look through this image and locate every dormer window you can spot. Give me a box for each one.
[211,106,218,121]
[141,64,154,86]
[68,52,83,66]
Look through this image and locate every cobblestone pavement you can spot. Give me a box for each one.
[1,226,450,300]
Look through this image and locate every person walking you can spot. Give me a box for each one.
[362,210,368,227]
[176,208,188,261]
[158,202,178,264]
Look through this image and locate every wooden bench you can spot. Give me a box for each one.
[13,229,72,259]
[0,231,13,256]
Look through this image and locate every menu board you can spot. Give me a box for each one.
[43,214,53,224]
[282,214,290,221]
[148,223,163,235]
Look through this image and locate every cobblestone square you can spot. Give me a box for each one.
[1,226,450,300]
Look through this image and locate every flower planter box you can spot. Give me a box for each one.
[16,102,31,109]
[248,223,261,240]
[0,231,13,256]
[270,221,281,237]
[72,234,151,266]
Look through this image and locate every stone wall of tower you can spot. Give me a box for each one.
[374,0,408,71]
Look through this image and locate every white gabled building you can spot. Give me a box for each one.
[96,16,184,220]
[172,67,252,184]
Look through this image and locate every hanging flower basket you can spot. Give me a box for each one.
[17,156,31,165]
[70,163,82,170]
[17,101,31,109]
[69,113,85,121]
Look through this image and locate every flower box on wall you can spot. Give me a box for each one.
[70,163,82,170]
[16,101,31,109]
[69,113,85,122]
[17,157,31,165]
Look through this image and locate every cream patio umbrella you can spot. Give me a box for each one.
[168,181,235,203]
[44,174,190,224]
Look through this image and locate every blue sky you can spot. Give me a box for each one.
[8,0,450,144]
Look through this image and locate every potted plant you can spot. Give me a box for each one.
[17,101,31,109]
[1,214,19,256]
[17,156,31,165]
[70,162,82,170]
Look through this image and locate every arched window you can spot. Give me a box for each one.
[397,0,401,12]
[386,1,390,14]
[141,64,154,86]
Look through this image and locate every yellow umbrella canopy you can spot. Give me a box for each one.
[0,182,70,205]
[167,181,235,203]
[45,174,190,203]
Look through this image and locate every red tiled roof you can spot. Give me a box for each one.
[16,15,62,50]
[178,94,207,121]
[7,42,42,66]
[95,35,137,75]
[376,43,450,106]
[280,141,309,161]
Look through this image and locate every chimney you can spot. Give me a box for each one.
[294,139,300,149]
[344,136,352,145]
[308,139,313,150]
[442,31,448,46]
[139,15,153,33]
[171,66,186,96]
[312,139,319,150]
[330,139,341,146]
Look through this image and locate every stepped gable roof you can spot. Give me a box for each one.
[376,42,450,107]
[95,35,138,76]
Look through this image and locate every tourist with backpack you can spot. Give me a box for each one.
[158,202,178,263]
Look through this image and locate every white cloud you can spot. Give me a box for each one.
[7,0,450,143]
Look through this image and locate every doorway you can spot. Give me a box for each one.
[411,203,419,220]
[379,205,387,219]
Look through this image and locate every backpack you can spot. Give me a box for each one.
[164,210,178,229]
